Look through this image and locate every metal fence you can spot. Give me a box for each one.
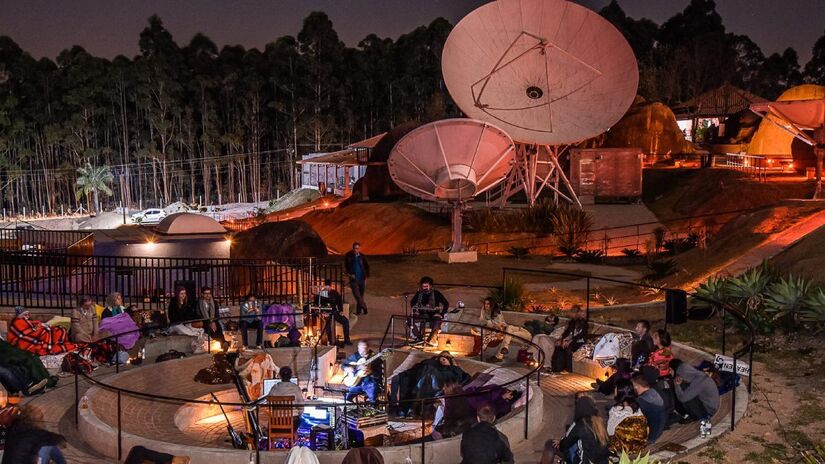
[0,252,344,315]
[0,228,94,254]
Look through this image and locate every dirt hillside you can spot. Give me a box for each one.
[769,224,825,284]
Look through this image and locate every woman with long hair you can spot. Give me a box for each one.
[481,297,533,362]
[542,395,609,464]
[648,329,674,378]
[607,379,648,457]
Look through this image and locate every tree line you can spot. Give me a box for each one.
[2,0,825,216]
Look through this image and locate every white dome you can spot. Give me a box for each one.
[155,213,226,235]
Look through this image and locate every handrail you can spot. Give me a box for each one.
[499,266,755,433]
[70,313,544,463]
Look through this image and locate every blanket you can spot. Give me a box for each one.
[8,316,77,356]
[98,313,140,349]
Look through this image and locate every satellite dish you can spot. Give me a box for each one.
[388,118,515,251]
[442,0,639,145]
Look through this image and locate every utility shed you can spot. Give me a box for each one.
[569,148,643,204]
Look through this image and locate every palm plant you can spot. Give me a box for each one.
[75,163,114,214]
[764,276,812,331]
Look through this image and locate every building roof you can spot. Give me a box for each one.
[155,213,226,235]
[348,132,386,149]
[673,83,768,119]
[297,149,358,166]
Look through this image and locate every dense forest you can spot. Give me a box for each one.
[2,0,825,215]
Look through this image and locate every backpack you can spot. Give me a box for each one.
[155,350,187,363]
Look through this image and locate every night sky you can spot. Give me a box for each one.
[1,0,823,64]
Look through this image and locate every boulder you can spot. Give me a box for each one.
[232,220,327,259]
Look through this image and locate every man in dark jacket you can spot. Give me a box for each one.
[460,405,513,464]
[630,320,655,367]
[632,372,667,443]
[409,276,450,347]
[344,242,370,315]
[314,279,351,345]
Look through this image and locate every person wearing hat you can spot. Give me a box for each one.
[8,306,77,356]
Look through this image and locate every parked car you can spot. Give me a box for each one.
[130,208,166,224]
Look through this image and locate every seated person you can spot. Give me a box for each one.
[630,320,655,368]
[312,279,351,345]
[236,351,277,399]
[71,295,100,343]
[166,287,204,338]
[647,329,674,378]
[460,405,514,464]
[102,292,127,319]
[267,366,304,422]
[696,360,739,395]
[591,358,632,395]
[607,379,648,457]
[195,286,227,350]
[550,306,588,373]
[542,395,609,464]
[524,314,560,336]
[671,359,720,424]
[390,351,468,418]
[432,382,477,440]
[239,293,264,349]
[342,340,383,404]
[480,298,533,362]
[0,338,56,395]
[631,372,666,444]
[409,276,449,347]
[465,385,522,420]
[9,306,77,355]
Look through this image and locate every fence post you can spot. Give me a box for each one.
[731,353,737,431]
[524,371,530,440]
[721,306,726,356]
[117,390,122,460]
[116,336,120,373]
[74,371,79,426]
[421,399,426,464]
[747,345,754,394]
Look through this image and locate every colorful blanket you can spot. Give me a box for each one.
[8,316,77,356]
[98,313,140,349]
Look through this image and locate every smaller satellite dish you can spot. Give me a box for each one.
[388,119,515,203]
[388,118,515,253]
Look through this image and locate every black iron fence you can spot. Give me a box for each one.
[0,252,344,314]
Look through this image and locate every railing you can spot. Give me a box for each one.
[0,228,94,253]
[501,267,755,431]
[724,153,768,180]
[69,315,542,463]
[0,252,344,315]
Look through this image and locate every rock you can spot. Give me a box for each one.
[231,220,328,259]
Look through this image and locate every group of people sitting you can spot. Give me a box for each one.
[539,320,723,463]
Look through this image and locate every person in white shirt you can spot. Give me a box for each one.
[267,366,304,419]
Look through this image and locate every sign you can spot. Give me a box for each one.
[714,354,750,376]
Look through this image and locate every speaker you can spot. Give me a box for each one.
[665,289,688,325]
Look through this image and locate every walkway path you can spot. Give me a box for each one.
[687,208,825,288]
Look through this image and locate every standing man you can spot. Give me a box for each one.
[315,279,352,345]
[344,242,370,315]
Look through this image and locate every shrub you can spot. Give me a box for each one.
[764,276,812,331]
[552,205,593,257]
[618,452,658,464]
[646,259,677,278]
[488,278,527,312]
[574,249,604,264]
[652,227,667,252]
[621,248,642,258]
[801,289,825,329]
[507,246,530,259]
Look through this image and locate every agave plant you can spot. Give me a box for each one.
[487,278,527,312]
[691,275,730,316]
[801,289,825,328]
[764,276,812,331]
[726,266,771,311]
[618,451,657,464]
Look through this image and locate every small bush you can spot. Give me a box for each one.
[646,259,677,278]
[507,246,530,259]
[575,249,604,264]
[488,278,527,312]
[621,248,642,258]
[552,204,593,257]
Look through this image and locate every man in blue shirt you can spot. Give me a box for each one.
[344,242,370,315]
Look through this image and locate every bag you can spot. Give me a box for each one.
[192,334,209,354]
[61,353,93,375]
[112,351,130,365]
[155,350,187,363]
[517,348,530,363]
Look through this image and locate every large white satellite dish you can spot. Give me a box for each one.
[442,0,639,206]
[389,118,515,252]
